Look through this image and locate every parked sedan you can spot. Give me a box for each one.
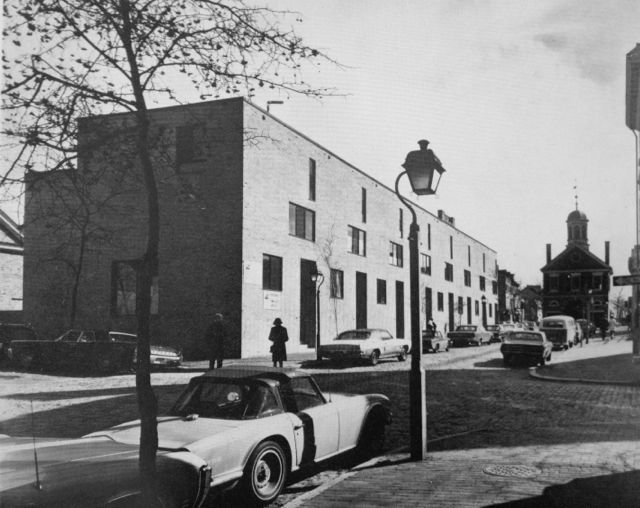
[113,332,183,368]
[422,330,449,353]
[485,324,501,343]
[0,367,392,507]
[501,330,552,367]
[447,324,492,347]
[319,328,410,365]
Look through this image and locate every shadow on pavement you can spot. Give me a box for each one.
[486,470,640,508]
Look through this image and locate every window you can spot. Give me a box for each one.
[449,236,453,259]
[175,124,206,164]
[348,226,366,256]
[489,304,493,318]
[437,292,444,311]
[570,273,581,292]
[479,276,486,291]
[330,269,344,299]
[112,260,159,316]
[467,246,471,266]
[464,270,471,287]
[592,273,603,290]
[289,203,315,241]
[286,377,325,411]
[457,296,464,315]
[549,274,559,292]
[361,188,367,223]
[377,279,387,304]
[399,209,404,238]
[475,300,479,315]
[309,158,316,201]
[444,262,454,282]
[262,254,283,291]
[420,253,431,275]
[390,242,403,267]
[483,253,486,273]
[492,281,498,295]
[427,224,431,250]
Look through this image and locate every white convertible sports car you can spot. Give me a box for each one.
[1,367,391,507]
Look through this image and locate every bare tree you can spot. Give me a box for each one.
[3,0,333,503]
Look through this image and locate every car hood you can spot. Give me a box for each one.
[320,340,366,348]
[87,416,244,452]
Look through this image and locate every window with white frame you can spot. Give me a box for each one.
[420,253,431,275]
[330,269,344,299]
[289,202,315,241]
[390,242,403,267]
[348,226,366,256]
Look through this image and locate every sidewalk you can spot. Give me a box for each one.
[284,335,640,508]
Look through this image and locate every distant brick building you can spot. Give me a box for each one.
[541,208,612,327]
[24,97,498,358]
[0,208,23,320]
[497,269,520,323]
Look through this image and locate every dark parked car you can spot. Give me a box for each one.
[447,325,492,347]
[501,330,552,367]
[0,322,37,361]
[7,329,137,373]
[422,330,449,353]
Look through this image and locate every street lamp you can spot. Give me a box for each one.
[396,139,446,461]
[481,295,487,328]
[311,268,325,361]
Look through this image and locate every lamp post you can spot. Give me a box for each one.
[396,139,445,461]
[311,268,325,361]
[481,295,487,328]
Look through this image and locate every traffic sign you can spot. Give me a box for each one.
[613,274,640,286]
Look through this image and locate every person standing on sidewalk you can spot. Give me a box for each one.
[608,317,617,341]
[204,313,227,369]
[268,318,288,368]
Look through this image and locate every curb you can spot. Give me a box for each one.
[529,366,640,386]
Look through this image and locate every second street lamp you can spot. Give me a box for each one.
[396,139,446,461]
[311,268,325,361]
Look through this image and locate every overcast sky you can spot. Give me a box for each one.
[2,0,638,296]
[243,0,639,295]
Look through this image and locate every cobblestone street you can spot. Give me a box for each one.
[1,336,638,506]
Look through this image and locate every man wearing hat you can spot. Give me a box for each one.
[204,313,227,369]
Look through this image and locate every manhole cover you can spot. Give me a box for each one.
[483,465,542,478]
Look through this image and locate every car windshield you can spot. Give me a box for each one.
[509,333,542,342]
[457,326,476,331]
[170,379,281,420]
[337,330,371,340]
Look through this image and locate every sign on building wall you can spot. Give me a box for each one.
[263,291,281,310]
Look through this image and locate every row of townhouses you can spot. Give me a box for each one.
[23,97,499,359]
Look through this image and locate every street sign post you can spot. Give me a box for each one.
[613,274,640,286]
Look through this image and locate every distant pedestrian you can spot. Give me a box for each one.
[427,318,437,335]
[269,318,289,368]
[608,317,617,341]
[204,313,227,369]
[600,320,608,342]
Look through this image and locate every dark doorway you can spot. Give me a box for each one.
[467,297,472,324]
[396,281,405,338]
[300,259,317,347]
[356,271,368,329]
[448,292,455,332]
[424,287,432,331]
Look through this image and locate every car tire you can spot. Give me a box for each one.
[547,352,551,362]
[445,345,449,352]
[95,356,115,374]
[242,440,287,506]
[16,351,34,370]
[434,343,440,353]
[369,350,380,366]
[397,348,407,362]
[539,356,545,366]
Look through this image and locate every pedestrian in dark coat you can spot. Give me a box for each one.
[205,313,227,369]
[269,318,288,368]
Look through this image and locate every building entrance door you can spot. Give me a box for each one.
[300,259,317,347]
[424,287,432,331]
[396,280,405,338]
[448,292,455,332]
[356,271,368,329]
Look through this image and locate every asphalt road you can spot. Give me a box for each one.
[2,338,638,507]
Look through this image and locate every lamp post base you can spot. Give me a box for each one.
[409,366,427,461]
